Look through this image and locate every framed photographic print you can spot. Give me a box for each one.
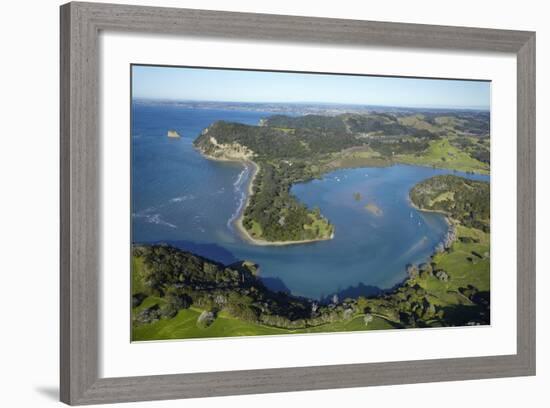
[60,2,536,405]
[130,65,492,341]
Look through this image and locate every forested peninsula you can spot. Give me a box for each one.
[193,111,490,244]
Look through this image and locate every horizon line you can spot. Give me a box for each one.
[132,97,490,111]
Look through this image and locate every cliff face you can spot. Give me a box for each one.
[194,123,255,161]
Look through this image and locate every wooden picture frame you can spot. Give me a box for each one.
[60,2,536,405]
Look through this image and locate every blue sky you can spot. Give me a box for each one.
[132,65,490,110]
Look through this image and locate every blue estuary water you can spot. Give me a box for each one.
[132,103,489,299]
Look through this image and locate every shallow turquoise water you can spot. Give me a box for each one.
[132,103,489,299]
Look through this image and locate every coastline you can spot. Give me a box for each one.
[408,198,459,248]
[197,148,334,246]
[393,159,490,176]
[196,146,478,249]
[408,198,449,217]
[233,161,334,246]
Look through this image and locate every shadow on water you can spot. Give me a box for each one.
[319,278,411,304]
[136,240,415,306]
[260,277,291,294]
[140,240,298,296]
[320,282,384,303]
[148,240,239,265]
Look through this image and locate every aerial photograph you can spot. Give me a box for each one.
[131,65,491,341]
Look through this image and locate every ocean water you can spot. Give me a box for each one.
[132,103,489,299]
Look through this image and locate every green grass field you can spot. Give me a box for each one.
[304,213,333,237]
[414,225,490,308]
[395,138,489,174]
[132,306,398,341]
[131,256,148,294]
[133,308,287,341]
[323,147,390,170]
[248,220,263,238]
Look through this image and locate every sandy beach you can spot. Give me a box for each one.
[198,147,334,246]
[232,160,334,246]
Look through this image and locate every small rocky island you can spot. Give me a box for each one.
[167,129,181,138]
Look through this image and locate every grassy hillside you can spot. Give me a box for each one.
[395,138,489,174]
[131,247,400,341]
[133,306,397,341]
